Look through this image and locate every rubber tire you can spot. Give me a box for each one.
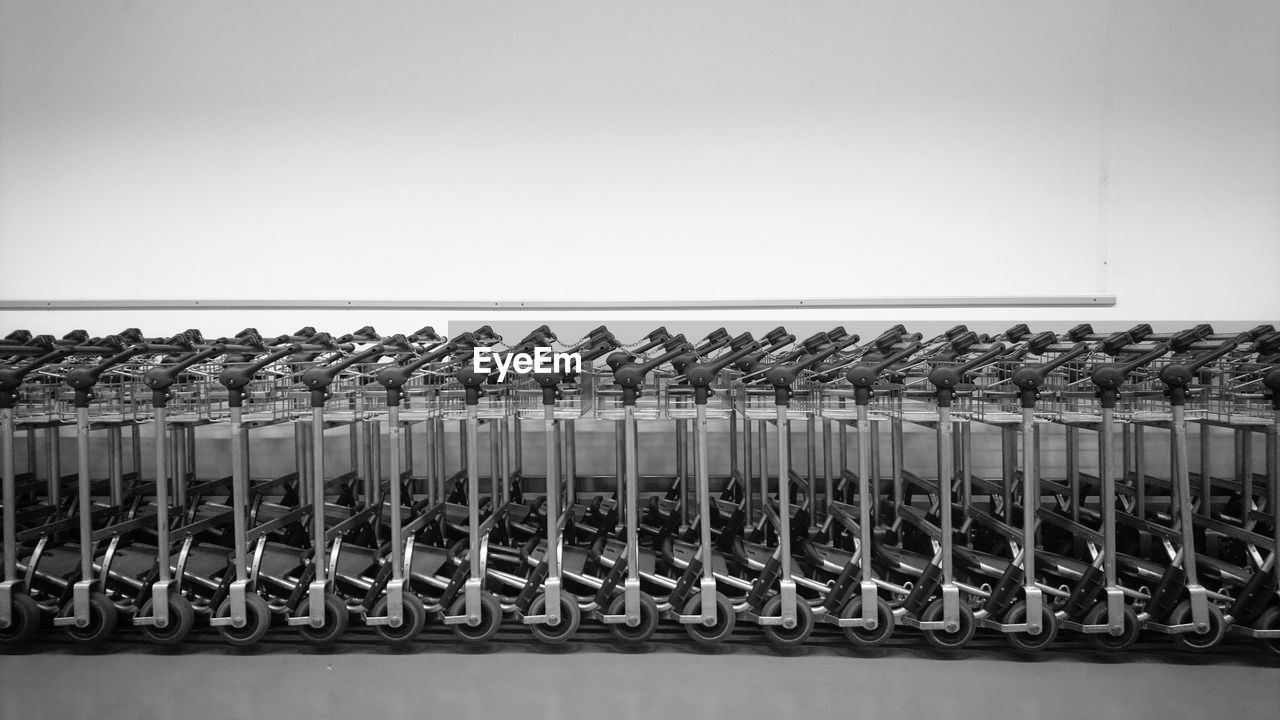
[372,593,426,643]
[760,594,814,647]
[449,591,503,642]
[605,592,660,642]
[63,592,117,644]
[214,593,273,647]
[682,592,736,646]
[527,592,580,644]
[1003,599,1059,652]
[296,592,348,644]
[1082,602,1141,652]
[139,594,195,646]
[1253,606,1280,657]
[0,593,41,644]
[1170,601,1226,652]
[920,598,977,650]
[840,595,896,648]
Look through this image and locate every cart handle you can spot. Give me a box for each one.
[846,341,925,405]
[1158,337,1241,406]
[764,334,861,405]
[683,336,761,405]
[1011,342,1092,408]
[144,345,227,407]
[611,337,693,406]
[1089,342,1170,408]
[927,342,1009,408]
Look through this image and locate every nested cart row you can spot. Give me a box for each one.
[0,323,1277,655]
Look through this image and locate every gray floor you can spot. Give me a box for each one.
[2,622,1278,720]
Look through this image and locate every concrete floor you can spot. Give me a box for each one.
[2,622,1278,720]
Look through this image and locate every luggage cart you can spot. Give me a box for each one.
[811,341,921,647]
[891,340,1007,649]
[51,337,184,642]
[208,340,314,645]
[1046,333,1171,650]
[283,341,391,643]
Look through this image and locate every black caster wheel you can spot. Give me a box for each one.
[0,593,42,645]
[296,592,348,644]
[1253,606,1280,657]
[372,593,426,643]
[921,598,977,650]
[1003,599,1058,652]
[682,592,736,646]
[449,591,503,642]
[62,592,117,644]
[214,593,273,647]
[840,596,896,648]
[528,592,580,645]
[1082,602,1141,652]
[1170,601,1226,651]
[139,594,195,646]
[606,592,660,642]
[760,594,814,647]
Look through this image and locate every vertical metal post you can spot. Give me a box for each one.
[675,419,689,528]
[806,415,817,517]
[543,404,561,624]
[565,420,577,507]
[1199,422,1212,517]
[870,420,882,524]
[937,406,958,628]
[743,419,753,519]
[46,427,61,509]
[697,403,717,624]
[1134,425,1146,519]
[1172,405,1207,630]
[108,426,122,507]
[1021,408,1042,633]
[2,409,18,605]
[1100,409,1123,631]
[151,406,172,626]
[623,408,641,620]
[822,419,833,514]
[385,406,405,625]
[774,403,795,626]
[500,417,511,506]
[757,420,769,523]
[891,418,904,518]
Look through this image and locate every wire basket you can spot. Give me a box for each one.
[593,372,665,421]
[734,375,820,421]
[888,361,977,425]
[815,381,900,422]
[515,370,595,420]
[1038,352,1173,424]
[1203,360,1274,426]
[54,359,153,425]
[285,358,383,423]
[222,360,303,427]
[161,362,229,424]
[11,365,69,426]
[438,372,513,421]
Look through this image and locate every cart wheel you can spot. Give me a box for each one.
[682,592,736,646]
[139,594,195,646]
[1003,599,1058,652]
[1253,606,1280,657]
[528,592,580,644]
[449,591,503,642]
[0,593,41,644]
[214,593,272,647]
[606,591,660,642]
[372,594,426,643]
[760,594,814,647]
[921,598,976,650]
[1082,602,1141,652]
[839,595,896,648]
[62,592,117,644]
[1170,601,1226,651]
[296,592,348,644]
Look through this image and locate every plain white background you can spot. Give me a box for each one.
[1,0,1277,333]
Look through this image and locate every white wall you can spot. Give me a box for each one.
[1,0,1277,336]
